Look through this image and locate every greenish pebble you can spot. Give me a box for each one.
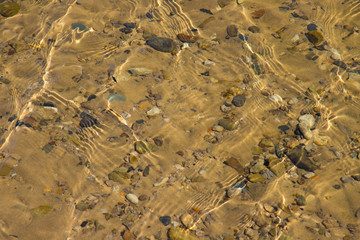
[305,31,324,46]
[135,141,156,154]
[218,119,238,131]
[71,22,86,31]
[0,164,11,176]
[218,0,234,8]
[295,195,306,206]
[270,162,285,177]
[12,204,25,210]
[143,165,150,176]
[107,93,126,102]
[251,146,263,155]
[108,168,129,183]
[0,2,20,17]
[259,138,274,148]
[42,144,54,153]
[168,227,199,240]
[248,173,266,183]
[75,202,89,211]
[30,205,52,217]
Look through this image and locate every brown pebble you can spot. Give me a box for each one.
[251,9,265,19]
[138,194,148,201]
[176,150,184,156]
[226,25,238,37]
[177,33,198,43]
[122,229,134,240]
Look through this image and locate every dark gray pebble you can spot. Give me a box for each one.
[307,23,318,31]
[295,195,306,206]
[232,94,246,107]
[352,175,360,181]
[159,216,171,226]
[71,23,86,31]
[120,27,132,34]
[153,136,163,146]
[124,22,136,28]
[146,37,176,52]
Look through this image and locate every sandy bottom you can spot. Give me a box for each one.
[0,0,360,239]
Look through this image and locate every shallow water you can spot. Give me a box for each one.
[0,0,360,239]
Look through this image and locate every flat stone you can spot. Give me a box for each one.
[146,37,176,52]
[128,67,153,75]
[218,119,238,131]
[30,205,52,217]
[259,138,274,148]
[0,164,11,176]
[146,106,161,116]
[248,173,266,183]
[122,229,135,240]
[270,162,285,177]
[224,157,244,174]
[295,195,306,206]
[287,145,319,172]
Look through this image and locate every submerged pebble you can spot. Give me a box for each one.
[298,114,315,139]
[146,37,176,52]
[126,193,139,204]
[226,25,238,37]
[305,31,324,46]
[218,119,238,131]
[232,94,246,107]
[159,216,171,226]
[30,205,52,217]
[0,2,20,17]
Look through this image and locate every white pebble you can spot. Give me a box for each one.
[147,106,161,116]
[126,193,139,204]
[153,177,169,187]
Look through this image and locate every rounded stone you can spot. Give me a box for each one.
[126,193,139,204]
[232,94,246,107]
[146,37,176,52]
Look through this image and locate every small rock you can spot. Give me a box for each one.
[224,157,244,174]
[143,165,150,177]
[251,146,263,155]
[128,67,153,75]
[305,31,324,46]
[270,162,285,177]
[126,193,139,204]
[330,48,341,60]
[122,229,135,240]
[259,138,274,148]
[75,202,90,211]
[168,227,199,240]
[295,195,306,206]
[42,144,54,153]
[298,114,315,139]
[244,228,259,239]
[232,94,246,107]
[307,23,318,31]
[313,135,330,146]
[248,173,266,183]
[287,145,319,172]
[124,22,136,28]
[226,25,238,37]
[107,93,126,102]
[159,216,171,226]
[251,9,265,19]
[212,125,224,132]
[305,52,319,61]
[303,172,316,179]
[0,164,11,176]
[71,22,86,31]
[146,37,176,53]
[30,205,52,217]
[218,119,238,131]
[181,213,194,229]
[147,106,161,116]
[135,141,154,154]
[248,26,260,33]
[322,218,339,228]
[0,2,20,17]
[263,203,275,213]
[154,177,168,187]
[177,33,198,43]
